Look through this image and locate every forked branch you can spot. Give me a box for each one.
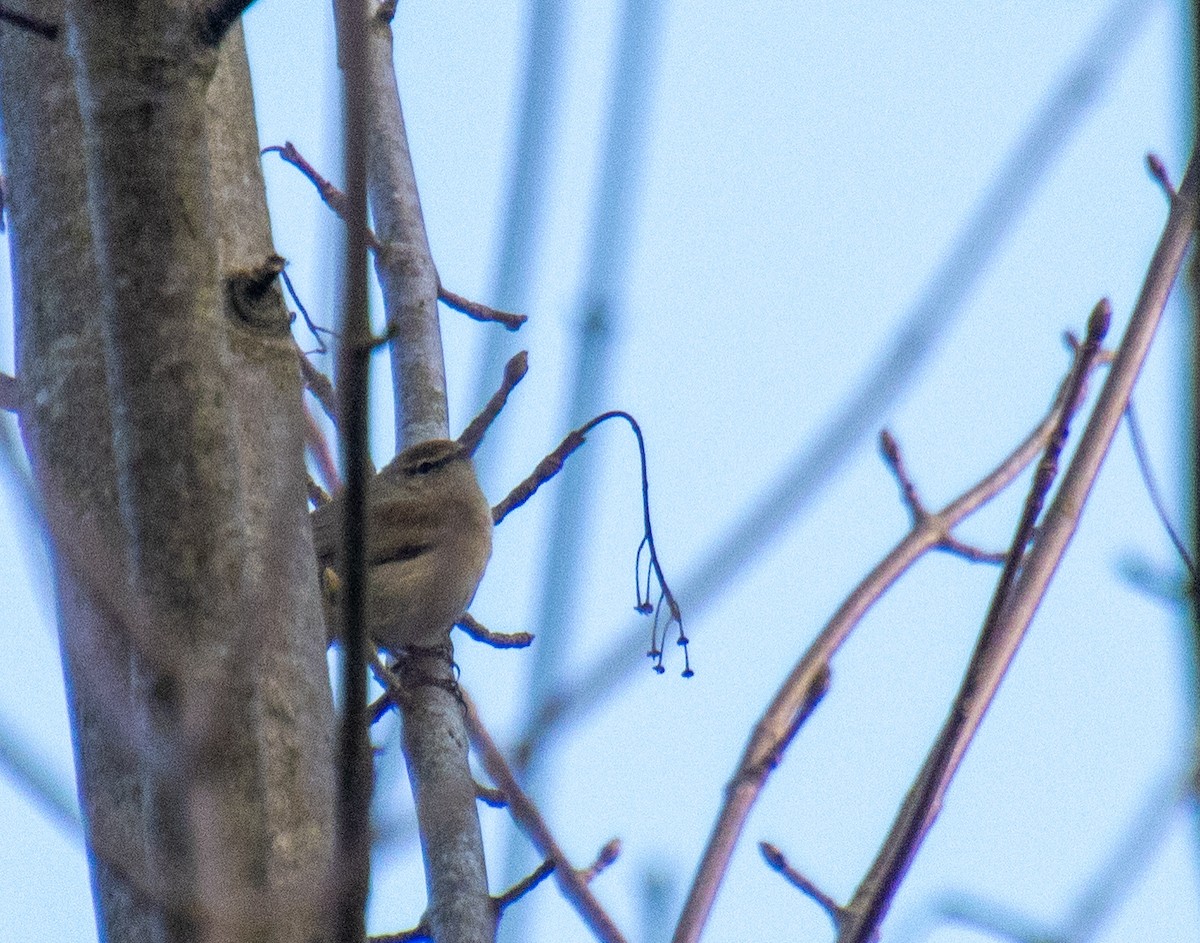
[462,692,628,943]
[839,149,1200,943]
[671,318,1110,943]
[262,141,525,330]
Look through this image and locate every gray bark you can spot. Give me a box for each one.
[0,5,334,941]
[361,12,493,942]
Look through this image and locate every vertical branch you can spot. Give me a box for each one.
[332,0,373,939]
[355,5,493,942]
[364,7,446,444]
[0,4,142,938]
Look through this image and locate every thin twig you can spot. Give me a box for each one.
[760,843,847,934]
[494,859,556,911]
[580,838,622,883]
[1146,152,1175,199]
[262,142,382,251]
[475,782,507,808]
[878,429,926,523]
[462,692,628,943]
[995,300,1111,614]
[492,409,688,675]
[670,335,1105,943]
[456,351,529,457]
[456,612,533,649]
[438,284,527,331]
[880,430,1007,564]
[840,149,1200,943]
[1124,400,1195,576]
[283,267,332,354]
[267,141,521,336]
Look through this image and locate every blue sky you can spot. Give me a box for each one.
[2,1,1197,941]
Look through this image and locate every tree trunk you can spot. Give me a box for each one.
[0,6,334,941]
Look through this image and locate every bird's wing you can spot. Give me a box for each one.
[367,493,442,566]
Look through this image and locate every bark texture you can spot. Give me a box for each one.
[0,6,333,941]
[361,12,494,942]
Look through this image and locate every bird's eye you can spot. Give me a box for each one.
[415,460,435,474]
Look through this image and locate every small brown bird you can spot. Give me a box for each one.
[312,438,493,653]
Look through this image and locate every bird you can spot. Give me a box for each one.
[311,438,493,654]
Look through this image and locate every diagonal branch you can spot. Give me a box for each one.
[670,328,1108,943]
[462,692,628,943]
[839,148,1200,943]
[505,0,1155,759]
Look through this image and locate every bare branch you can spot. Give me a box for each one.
[671,330,1107,943]
[263,142,382,251]
[342,5,493,937]
[580,839,622,883]
[937,536,1007,565]
[1146,151,1175,199]
[475,782,507,808]
[493,859,556,911]
[1124,400,1195,576]
[456,612,534,650]
[462,692,628,943]
[456,351,529,457]
[759,843,847,934]
[329,0,374,940]
[840,150,1200,943]
[439,284,527,331]
[283,267,332,354]
[879,429,927,522]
